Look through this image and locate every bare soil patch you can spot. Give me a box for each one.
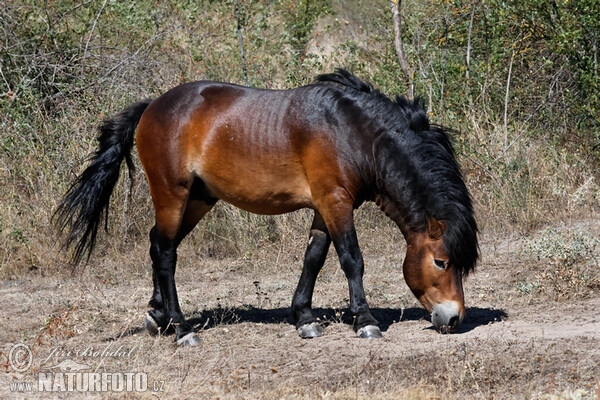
[1,220,599,399]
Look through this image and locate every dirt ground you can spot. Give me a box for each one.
[1,217,599,399]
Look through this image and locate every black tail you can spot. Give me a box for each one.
[54,99,152,265]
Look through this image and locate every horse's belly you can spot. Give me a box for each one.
[197,163,313,215]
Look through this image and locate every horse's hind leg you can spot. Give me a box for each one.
[148,227,163,311]
[145,178,215,346]
[292,212,331,338]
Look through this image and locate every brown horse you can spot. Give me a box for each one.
[56,69,478,345]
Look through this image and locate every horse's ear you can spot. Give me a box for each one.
[428,218,446,240]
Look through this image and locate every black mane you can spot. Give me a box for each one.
[316,69,374,93]
[316,68,431,135]
[315,69,479,275]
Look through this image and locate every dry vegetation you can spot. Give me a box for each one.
[1,0,600,399]
[1,218,599,399]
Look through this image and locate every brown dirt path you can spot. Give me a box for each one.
[1,228,599,399]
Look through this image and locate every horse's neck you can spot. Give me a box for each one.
[374,193,414,237]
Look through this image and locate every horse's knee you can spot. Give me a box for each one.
[309,228,329,244]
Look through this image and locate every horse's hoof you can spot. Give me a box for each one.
[297,322,325,338]
[176,332,201,347]
[144,313,159,336]
[356,325,383,339]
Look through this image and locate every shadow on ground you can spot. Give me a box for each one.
[110,306,507,341]
[185,306,508,334]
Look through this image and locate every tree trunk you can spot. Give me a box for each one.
[391,0,414,99]
[466,2,476,107]
[233,0,248,86]
[504,50,514,148]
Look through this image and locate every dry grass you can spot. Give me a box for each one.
[1,101,599,398]
[461,118,599,235]
[2,0,599,280]
[1,218,600,399]
[2,1,600,398]
[517,224,600,301]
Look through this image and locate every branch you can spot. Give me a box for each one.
[57,0,95,23]
[416,24,433,113]
[233,0,248,86]
[391,0,414,98]
[465,2,476,105]
[504,50,514,148]
[81,0,108,77]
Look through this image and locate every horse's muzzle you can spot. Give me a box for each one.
[431,301,463,333]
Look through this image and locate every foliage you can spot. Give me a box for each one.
[523,227,600,268]
[0,0,598,275]
[521,226,600,298]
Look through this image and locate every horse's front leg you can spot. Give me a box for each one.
[291,212,331,338]
[333,228,382,338]
[317,191,382,339]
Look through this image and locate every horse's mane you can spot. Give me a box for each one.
[315,69,374,93]
[316,69,431,135]
[315,69,479,275]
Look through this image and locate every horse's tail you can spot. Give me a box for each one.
[54,99,152,265]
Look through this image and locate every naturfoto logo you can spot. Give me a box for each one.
[7,343,164,394]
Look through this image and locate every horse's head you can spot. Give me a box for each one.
[403,218,465,333]
[370,103,478,334]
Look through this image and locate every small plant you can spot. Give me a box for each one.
[516,281,540,295]
[522,227,600,299]
[523,227,599,269]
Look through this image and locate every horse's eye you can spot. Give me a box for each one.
[434,259,447,270]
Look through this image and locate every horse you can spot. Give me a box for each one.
[55,69,478,346]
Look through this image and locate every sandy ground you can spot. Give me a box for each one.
[1,223,599,399]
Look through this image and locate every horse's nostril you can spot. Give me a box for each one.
[448,315,459,330]
[431,302,462,333]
